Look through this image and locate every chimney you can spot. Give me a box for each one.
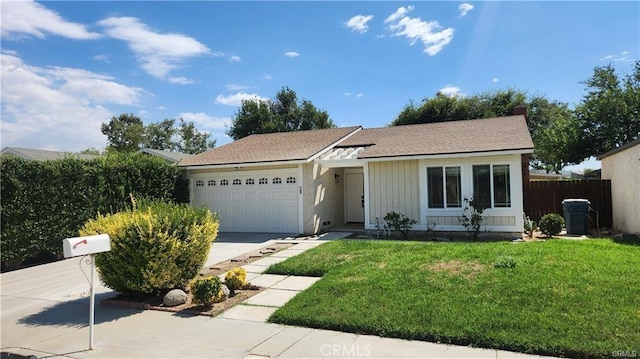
[513,105,528,121]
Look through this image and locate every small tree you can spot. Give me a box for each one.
[458,195,487,240]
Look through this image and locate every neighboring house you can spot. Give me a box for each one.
[138,148,194,164]
[1,147,100,161]
[598,138,640,235]
[179,113,534,235]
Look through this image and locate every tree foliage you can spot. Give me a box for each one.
[102,114,215,154]
[575,61,640,157]
[227,87,335,140]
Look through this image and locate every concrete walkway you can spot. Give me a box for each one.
[1,234,553,359]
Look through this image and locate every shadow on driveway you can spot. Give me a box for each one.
[215,232,297,244]
[17,292,140,328]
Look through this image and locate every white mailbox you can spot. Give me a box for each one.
[63,234,111,258]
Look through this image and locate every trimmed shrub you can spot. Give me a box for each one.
[79,198,218,298]
[225,267,247,294]
[539,213,565,237]
[190,276,223,306]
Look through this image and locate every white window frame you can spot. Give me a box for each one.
[425,165,463,209]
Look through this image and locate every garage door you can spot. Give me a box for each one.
[192,170,299,233]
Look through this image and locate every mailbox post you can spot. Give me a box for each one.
[63,234,111,350]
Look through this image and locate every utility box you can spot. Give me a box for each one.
[562,199,590,235]
[63,234,111,258]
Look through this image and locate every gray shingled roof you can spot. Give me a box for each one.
[1,147,101,161]
[178,115,533,167]
[179,126,362,167]
[339,115,533,158]
[139,148,194,163]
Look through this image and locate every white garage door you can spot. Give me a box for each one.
[192,170,299,233]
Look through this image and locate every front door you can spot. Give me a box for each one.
[345,173,364,223]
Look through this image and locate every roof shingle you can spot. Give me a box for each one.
[340,115,533,158]
[179,126,362,167]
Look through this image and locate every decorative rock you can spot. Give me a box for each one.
[163,289,187,307]
[220,284,231,298]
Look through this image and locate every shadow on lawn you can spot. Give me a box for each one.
[17,292,140,328]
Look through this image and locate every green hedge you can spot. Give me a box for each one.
[0,153,189,270]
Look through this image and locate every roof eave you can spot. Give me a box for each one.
[359,148,535,162]
[182,158,308,170]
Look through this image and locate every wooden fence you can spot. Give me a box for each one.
[523,180,612,229]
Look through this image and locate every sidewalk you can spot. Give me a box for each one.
[2,235,553,359]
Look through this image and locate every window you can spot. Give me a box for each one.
[427,166,461,208]
[220,179,229,186]
[258,178,268,185]
[233,179,242,185]
[493,165,511,207]
[272,177,282,184]
[195,180,204,187]
[246,178,255,185]
[286,176,296,184]
[472,164,511,208]
[207,179,216,186]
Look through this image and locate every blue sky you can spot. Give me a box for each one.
[1,1,638,170]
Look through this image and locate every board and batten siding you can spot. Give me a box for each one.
[367,160,420,225]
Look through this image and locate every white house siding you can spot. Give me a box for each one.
[367,160,421,226]
[301,163,344,234]
[418,154,524,233]
[601,144,640,235]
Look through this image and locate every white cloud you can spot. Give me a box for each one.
[158,106,167,111]
[93,54,110,63]
[343,92,352,96]
[600,51,633,62]
[385,6,454,56]
[356,93,364,98]
[438,85,462,97]
[458,3,474,17]
[226,84,248,91]
[345,15,374,33]
[229,55,241,62]
[1,0,100,40]
[261,74,273,80]
[214,92,268,106]
[97,17,210,79]
[284,51,300,58]
[492,77,499,83]
[1,53,143,151]
[178,112,230,130]
[168,76,195,84]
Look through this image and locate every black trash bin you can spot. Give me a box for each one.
[561,199,590,235]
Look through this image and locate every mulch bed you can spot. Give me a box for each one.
[101,242,295,317]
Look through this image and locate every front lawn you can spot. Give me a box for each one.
[266,239,640,358]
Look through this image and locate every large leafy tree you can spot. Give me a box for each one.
[102,115,215,154]
[177,119,216,154]
[391,89,584,172]
[101,113,145,152]
[227,87,335,140]
[574,61,640,157]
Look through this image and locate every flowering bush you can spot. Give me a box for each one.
[225,267,247,294]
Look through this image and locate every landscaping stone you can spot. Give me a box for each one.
[163,289,187,306]
[220,284,230,298]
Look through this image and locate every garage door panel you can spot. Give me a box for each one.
[195,171,299,233]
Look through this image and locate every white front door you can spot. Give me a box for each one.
[345,172,364,223]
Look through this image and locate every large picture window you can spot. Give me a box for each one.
[472,164,511,208]
[427,166,461,208]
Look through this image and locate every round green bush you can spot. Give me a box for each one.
[80,199,219,298]
[538,213,565,237]
[190,276,223,306]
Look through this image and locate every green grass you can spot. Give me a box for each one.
[265,239,640,358]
